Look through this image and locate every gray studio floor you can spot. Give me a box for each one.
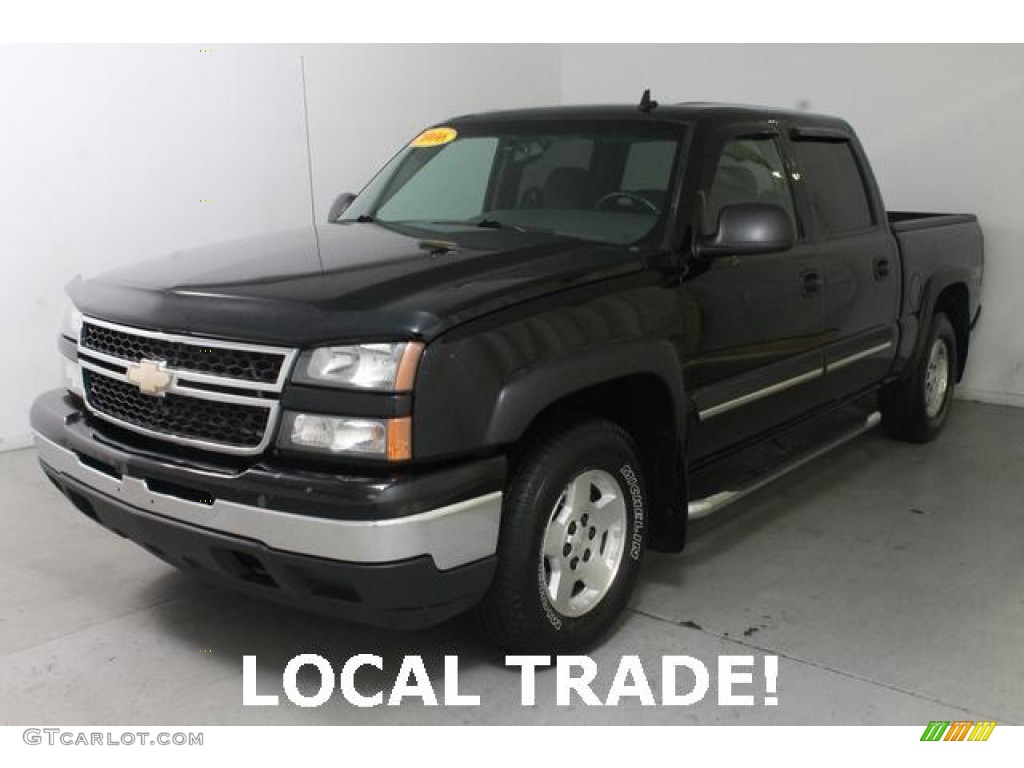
[1,400,1021,725]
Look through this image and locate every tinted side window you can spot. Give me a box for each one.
[791,140,873,236]
[705,138,795,233]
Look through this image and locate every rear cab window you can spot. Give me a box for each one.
[789,137,875,237]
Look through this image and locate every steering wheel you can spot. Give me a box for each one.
[594,191,660,214]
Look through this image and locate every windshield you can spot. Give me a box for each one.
[341,120,685,245]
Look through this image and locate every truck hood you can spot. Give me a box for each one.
[67,223,642,345]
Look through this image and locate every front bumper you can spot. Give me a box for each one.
[32,389,504,628]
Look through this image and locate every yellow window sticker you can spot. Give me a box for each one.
[410,126,458,148]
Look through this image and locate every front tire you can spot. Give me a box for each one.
[880,311,957,443]
[476,419,648,654]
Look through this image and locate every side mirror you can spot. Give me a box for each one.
[327,192,357,223]
[697,203,795,258]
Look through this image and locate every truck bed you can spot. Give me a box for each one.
[888,210,984,335]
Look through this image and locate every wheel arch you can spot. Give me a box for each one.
[917,276,971,381]
[487,341,689,553]
[932,282,970,380]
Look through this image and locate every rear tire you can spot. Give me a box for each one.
[476,419,648,654]
[880,312,957,443]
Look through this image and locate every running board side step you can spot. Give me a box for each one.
[687,411,881,520]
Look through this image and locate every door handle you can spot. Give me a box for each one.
[873,257,891,280]
[801,270,822,297]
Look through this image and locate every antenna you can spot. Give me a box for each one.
[638,88,658,113]
[299,55,324,271]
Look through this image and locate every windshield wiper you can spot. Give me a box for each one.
[476,218,529,232]
[355,214,375,223]
[422,218,555,235]
[480,218,561,235]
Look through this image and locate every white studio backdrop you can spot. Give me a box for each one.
[0,44,561,448]
[0,43,1021,448]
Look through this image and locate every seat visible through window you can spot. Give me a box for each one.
[543,167,595,209]
[704,138,796,234]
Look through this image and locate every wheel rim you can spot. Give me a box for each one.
[924,338,950,418]
[540,468,628,618]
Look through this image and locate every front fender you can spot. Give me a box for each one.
[411,277,690,462]
[483,339,686,446]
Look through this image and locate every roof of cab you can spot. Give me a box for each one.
[449,102,852,132]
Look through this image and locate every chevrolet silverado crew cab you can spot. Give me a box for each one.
[32,100,983,653]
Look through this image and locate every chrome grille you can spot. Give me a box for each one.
[80,321,286,386]
[76,317,296,455]
[84,371,270,448]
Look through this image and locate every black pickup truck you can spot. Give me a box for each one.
[32,101,983,652]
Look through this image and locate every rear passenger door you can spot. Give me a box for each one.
[785,129,901,398]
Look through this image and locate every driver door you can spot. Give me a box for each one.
[682,128,832,460]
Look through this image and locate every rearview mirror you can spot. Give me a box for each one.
[697,203,795,258]
[327,192,357,223]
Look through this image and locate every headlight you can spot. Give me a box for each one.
[58,299,84,397]
[61,300,83,341]
[280,412,412,461]
[294,342,423,391]
[62,357,85,398]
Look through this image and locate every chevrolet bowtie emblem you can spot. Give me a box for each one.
[126,359,173,396]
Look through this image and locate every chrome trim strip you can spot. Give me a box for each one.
[688,411,881,520]
[79,315,298,393]
[698,368,823,420]
[826,341,894,373]
[78,348,280,395]
[78,360,276,408]
[76,316,297,455]
[80,368,279,456]
[35,432,501,570]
